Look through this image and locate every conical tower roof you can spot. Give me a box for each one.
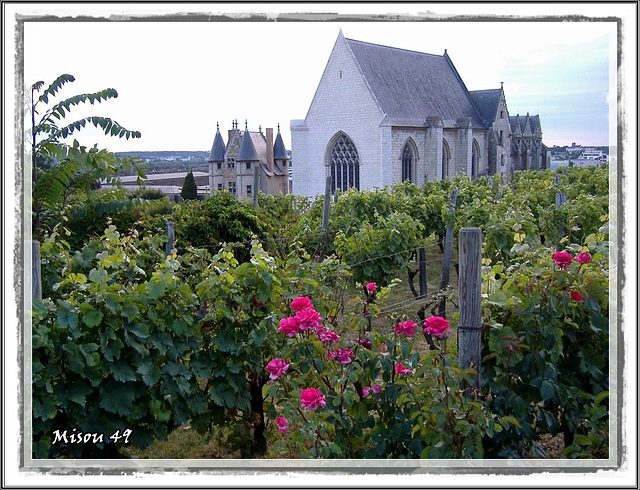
[207,123,226,163]
[236,121,260,162]
[273,123,289,161]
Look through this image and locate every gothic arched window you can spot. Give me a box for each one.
[442,139,451,179]
[328,133,360,193]
[401,142,413,183]
[471,139,481,178]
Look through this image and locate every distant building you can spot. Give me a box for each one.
[207,121,290,200]
[571,148,607,168]
[104,171,210,201]
[290,31,550,197]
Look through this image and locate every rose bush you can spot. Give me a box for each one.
[263,292,497,459]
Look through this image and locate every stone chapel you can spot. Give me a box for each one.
[290,31,550,197]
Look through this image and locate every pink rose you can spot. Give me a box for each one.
[394,320,418,337]
[357,334,372,349]
[294,308,321,331]
[278,316,299,337]
[394,363,413,375]
[570,290,583,302]
[290,296,313,312]
[275,416,289,433]
[552,251,573,269]
[574,252,592,264]
[363,384,381,398]
[366,282,377,292]
[265,358,290,380]
[423,316,451,339]
[318,328,340,343]
[300,387,326,410]
[328,348,353,365]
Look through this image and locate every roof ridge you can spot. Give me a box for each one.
[345,37,442,58]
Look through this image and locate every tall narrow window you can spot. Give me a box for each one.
[442,139,451,179]
[328,133,360,193]
[401,143,413,183]
[471,140,480,178]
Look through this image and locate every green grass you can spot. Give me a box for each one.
[125,425,238,459]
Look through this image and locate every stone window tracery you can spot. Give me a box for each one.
[328,134,360,193]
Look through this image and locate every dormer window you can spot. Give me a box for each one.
[227,157,235,169]
[500,110,504,119]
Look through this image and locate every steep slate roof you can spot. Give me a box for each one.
[273,125,289,160]
[236,123,260,162]
[207,123,226,163]
[345,38,485,128]
[469,89,502,126]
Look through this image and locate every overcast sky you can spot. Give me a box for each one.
[14,4,626,154]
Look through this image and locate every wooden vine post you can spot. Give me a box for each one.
[318,175,332,257]
[165,220,175,256]
[418,247,427,298]
[322,175,331,233]
[457,227,483,395]
[32,240,42,301]
[437,188,458,318]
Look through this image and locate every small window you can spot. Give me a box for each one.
[401,143,413,183]
[246,185,252,196]
[227,157,235,169]
[499,131,504,146]
[501,155,505,167]
[228,182,236,195]
[500,111,504,119]
[246,162,252,171]
[217,162,222,170]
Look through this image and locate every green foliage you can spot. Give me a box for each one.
[32,75,141,153]
[180,171,198,201]
[128,187,167,200]
[480,234,609,457]
[32,226,207,458]
[172,192,264,260]
[334,210,423,287]
[31,165,610,460]
[254,193,318,258]
[43,188,175,251]
[31,74,144,239]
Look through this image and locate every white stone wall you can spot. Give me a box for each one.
[291,34,384,197]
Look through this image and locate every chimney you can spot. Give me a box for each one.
[266,127,274,173]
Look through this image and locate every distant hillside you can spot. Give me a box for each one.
[117,151,210,174]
